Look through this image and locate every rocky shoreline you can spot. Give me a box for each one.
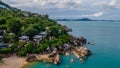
[25,35,92,64]
[0,34,92,68]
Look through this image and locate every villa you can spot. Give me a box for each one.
[19,35,29,42]
[0,35,3,43]
[39,31,47,38]
[33,35,42,44]
[0,35,9,48]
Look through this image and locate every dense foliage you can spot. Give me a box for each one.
[0,8,71,56]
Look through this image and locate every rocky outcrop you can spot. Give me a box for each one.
[26,55,38,62]
[26,53,61,64]
[73,46,91,62]
[54,54,61,64]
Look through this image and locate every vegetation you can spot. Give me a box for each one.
[0,5,70,56]
[0,48,11,54]
[0,56,3,63]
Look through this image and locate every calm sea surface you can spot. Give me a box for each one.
[27,21,120,68]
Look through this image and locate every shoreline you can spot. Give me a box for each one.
[0,47,91,68]
[0,35,91,68]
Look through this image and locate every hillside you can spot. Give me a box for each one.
[0,1,70,56]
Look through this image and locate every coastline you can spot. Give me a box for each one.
[0,55,28,68]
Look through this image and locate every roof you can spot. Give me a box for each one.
[0,35,3,38]
[33,35,42,39]
[0,44,9,48]
[19,35,29,39]
[39,31,47,35]
[9,33,14,35]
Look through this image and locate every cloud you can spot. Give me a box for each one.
[93,0,120,9]
[2,0,120,20]
[2,0,82,9]
[110,0,116,6]
[81,12,104,17]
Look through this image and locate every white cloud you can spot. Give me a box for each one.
[110,0,116,6]
[2,0,120,20]
[93,0,120,9]
[81,12,104,17]
[2,0,82,9]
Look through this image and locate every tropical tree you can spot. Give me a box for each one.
[23,26,38,40]
[0,17,6,25]
[25,42,35,53]
[6,18,22,35]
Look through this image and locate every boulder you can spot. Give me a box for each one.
[54,54,61,64]
[26,55,38,62]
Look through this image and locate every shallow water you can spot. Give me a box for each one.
[27,21,120,68]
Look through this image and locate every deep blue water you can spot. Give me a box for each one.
[27,21,120,68]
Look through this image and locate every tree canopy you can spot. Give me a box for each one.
[0,8,71,56]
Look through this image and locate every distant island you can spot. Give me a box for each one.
[55,18,120,22]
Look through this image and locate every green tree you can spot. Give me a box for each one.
[7,18,22,35]
[0,17,6,25]
[3,33,16,43]
[23,26,38,40]
[37,44,47,52]
[10,43,18,52]
[49,26,59,37]
[17,50,26,57]
[29,24,42,32]
[25,42,35,53]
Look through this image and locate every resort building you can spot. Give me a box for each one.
[0,35,9,48]
[0,35,3,43]
[39,31,47,38]
[19,35,29,42]
[33,35,42,44]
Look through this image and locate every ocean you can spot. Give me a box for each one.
[26,21,120,68]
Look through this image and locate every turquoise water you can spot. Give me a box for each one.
[27,21,120,68]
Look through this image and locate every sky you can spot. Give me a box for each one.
[2,0,120,20]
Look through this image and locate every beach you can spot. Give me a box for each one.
[0,55,28,68]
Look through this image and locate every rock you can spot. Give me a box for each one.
[26,55,38,62]
[71,58,74,63]
[54,54,61,64]
[73,46,91,59]
[80,58,84,62]
[65,52,70,56]
[88,42,95,45]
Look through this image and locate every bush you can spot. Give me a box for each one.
[10,43,18,52]
[3,33,17,43]
[0,17,6,25]
[0,56,3,61]
[0,48,11,54]
[17,50,26,57]
[25,42,35,53]
[18,41,26,47]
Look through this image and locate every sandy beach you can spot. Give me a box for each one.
[0,55,28,68]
